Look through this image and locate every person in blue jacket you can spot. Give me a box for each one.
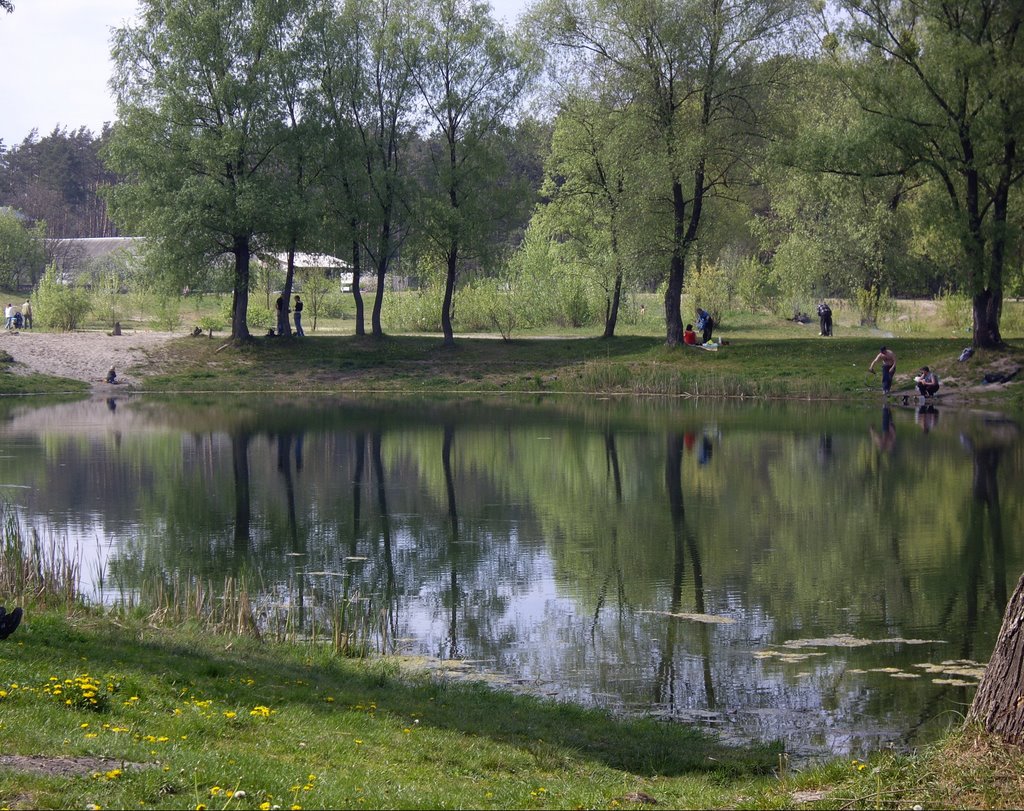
[695,307,714,344]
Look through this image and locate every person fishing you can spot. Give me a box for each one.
[869,346,897,395]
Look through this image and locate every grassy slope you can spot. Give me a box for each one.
[3,610,1023,810]
[135,330,1024,409]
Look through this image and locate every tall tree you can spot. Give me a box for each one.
[105,0,303,341]
[537,0,800,346]
[0,127,119,238]
[307,0,418,338]
[820,0,1024,349]
[408,0,537,347]
[535,95,639,337]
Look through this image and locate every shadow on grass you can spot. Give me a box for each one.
[19,613,779,779]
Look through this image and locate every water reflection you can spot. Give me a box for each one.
[1,394,1021,761]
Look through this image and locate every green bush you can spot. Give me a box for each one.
[735,256,777,314]
[152,297,182,331]
[684,262,730,325]
[937,287,972,332]
[856,284,897,327]
[33,265,92,331]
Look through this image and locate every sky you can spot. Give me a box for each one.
[0,0,529,149]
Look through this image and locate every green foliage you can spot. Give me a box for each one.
[219,297,273,333]
[855,284,896,327]
[152,297,182,332]
[89,250,135,329]
[298,271,332,332]
[734,256,778,314]
[382,284,443,333]
[684,262,730,325]
[0,209,45,289]
[197,315,224,337]
[937,287,972,333]
[33,264,91,331]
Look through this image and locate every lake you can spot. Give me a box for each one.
[1,392,1020,762]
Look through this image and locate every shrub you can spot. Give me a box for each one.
[33,265,92,331]
[684,262,730,325]
[937,286,972,333]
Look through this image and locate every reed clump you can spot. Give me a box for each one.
[120,569,385,658]
[0,502,81,609]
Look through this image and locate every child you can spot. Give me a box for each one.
[683,324,697,345]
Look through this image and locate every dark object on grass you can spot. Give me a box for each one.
[0,606,23,640]
[958,347,974,362]
[983,370,1019,385]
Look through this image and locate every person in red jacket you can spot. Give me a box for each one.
[683,324,697,345]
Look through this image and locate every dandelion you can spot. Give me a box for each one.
[224,711,237,719]
[105,769,122,780]
[260,804,272,811]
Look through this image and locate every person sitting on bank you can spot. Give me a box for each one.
[915,366,940,397]
[683,324,697,345]
[106,366,118,384]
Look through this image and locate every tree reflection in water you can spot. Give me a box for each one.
[0,396,1020,760]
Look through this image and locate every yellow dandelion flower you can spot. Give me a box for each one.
[224,711,237,719]
[260,803,272,811]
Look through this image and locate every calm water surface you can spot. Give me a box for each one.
[1,393,1021,761]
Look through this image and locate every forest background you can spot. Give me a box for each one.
[0,0,1021,351]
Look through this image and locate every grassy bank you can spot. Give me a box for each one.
[126,330,1024,407]
[3,607,1024,810]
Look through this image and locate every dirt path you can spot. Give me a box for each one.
[0,329,180,388]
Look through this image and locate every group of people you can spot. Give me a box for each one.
[3,300,32,330]
[275,294,305,337]
[868,346,940,398]
[684,307,715,345]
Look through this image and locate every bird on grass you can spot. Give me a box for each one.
[0,606,23,640]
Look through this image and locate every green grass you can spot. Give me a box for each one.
[129,329,1023,409]
[3,608,1024,810]
[0,608,780,810]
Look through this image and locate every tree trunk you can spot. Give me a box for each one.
[603,269,622,338]
[441,243,458,348]
[973,290,1004,349]
[351,234,364,337]
[279,240,296,337]
[664,178,687,346]
[968,570,1024,744]
[230,235,252,342]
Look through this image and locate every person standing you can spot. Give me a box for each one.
[21,299,32,329]
[3,303,12,330]
[275,295,288,336]
[869,346,897,395]
[817,301,832,336]
[695,307,714,344]
[293,295,305,336]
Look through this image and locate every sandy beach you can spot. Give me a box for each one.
[0,328,180,387]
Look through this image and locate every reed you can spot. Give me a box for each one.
[116,568,385,657]
[0,502,81,609]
